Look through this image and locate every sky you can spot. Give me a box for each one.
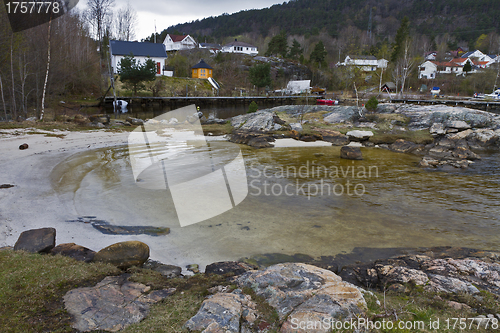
[76,0,285,41]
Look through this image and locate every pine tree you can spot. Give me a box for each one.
[288,39,303,59]
[265,32,288,57]
[118,54,157,95]
[391,16,410,63]
[310,41,327,66]
[249,63,272,95]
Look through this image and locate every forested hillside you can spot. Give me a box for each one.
[151,0,500,50]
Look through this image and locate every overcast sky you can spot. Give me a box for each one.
[76,0,284,41]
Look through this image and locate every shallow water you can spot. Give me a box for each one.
[50,142,500,264]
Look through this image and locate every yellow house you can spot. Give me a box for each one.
[191,59,213,79]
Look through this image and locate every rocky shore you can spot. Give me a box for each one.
[228,103,500,169]
[5,227,500,332]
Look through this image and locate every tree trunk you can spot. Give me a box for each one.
[10,35,17,119]
[40,19,52,121]
[0,74,7,121]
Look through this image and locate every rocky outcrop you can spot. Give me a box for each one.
[184,290,259,333]
[323,106,361,124]
[340,250,500,296]
[238,263,366,333]
[186,263,366,333]
[340,146,363,160]
[313,128,350,146]
[14,227,56,253]
[50,243,96,262]
[93,241,150,269]
[142,260,183,278]
[231,111,288,132]
[205,261,255,276]
[64,274,175,332]
[228,131,275,148]
[389,139,424,154]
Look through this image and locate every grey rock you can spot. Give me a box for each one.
[143,260,182,278]
[205,261,255,276]
[185,290,257,333]
[430,123,446,135]
[64,274,175,332]
[237,263,366,322]
[346,130,373,141]
[290,123,303,132]
[426,274,479,294]
[50,243,95,262]
[314,129,349,146]
[323,106,360,124]
[14,227,56,253]
[340,146,363,160]
[389,139,423,154]
[127,117,144,126]
[445,120,471,130]
[231,111,286,132]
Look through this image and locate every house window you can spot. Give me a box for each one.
[420,67,425,71]
[209,70,212,74]
[194,69,197,74]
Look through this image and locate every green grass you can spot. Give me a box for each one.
[0,249,120,333]
[1,249,499,333]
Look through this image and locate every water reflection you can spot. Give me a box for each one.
[50,143,500,264]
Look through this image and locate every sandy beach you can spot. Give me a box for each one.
[0,128,207,271]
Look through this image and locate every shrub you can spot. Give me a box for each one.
[365,96,379,111]
[248,101,259,113]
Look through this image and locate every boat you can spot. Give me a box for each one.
[316,99,339,105]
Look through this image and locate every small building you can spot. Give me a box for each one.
[339,55,388,71]
[381,82,396,92]
[222,39,258,56]
[191,59,213,79]
[284,80,311,94]
[109,40,169,76]
[163,34,197,51]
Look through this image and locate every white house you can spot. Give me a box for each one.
[163,34,197,51]
[460,50,492,62]
[109,40,171,77]
[284,80,311,94]
[340,55,388,71]
[222,39,258,56]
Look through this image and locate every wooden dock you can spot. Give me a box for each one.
[102,95,310,108]
[388,98,500,113]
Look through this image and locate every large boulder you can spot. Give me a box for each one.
[228,131,275,148]
[14,227,56,253]
[322,106,360,124]
[64,275,175,332]
[143,260,182,278]
[50,243,95,262]
[231,111,286,132]
[184,290,258,333]
[237,263,366,332]
[340,146,363,160]
[346,130,373,141]
[389,139,424,154]
[314,128,350,146]
[93,241,150,269]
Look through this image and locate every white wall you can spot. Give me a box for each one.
[112,55,170,76]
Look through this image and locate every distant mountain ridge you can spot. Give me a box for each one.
[155,0,500,45]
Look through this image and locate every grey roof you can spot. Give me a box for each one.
[192,59,213,69]
[109,40,167,58]
[199,43,221,49]
[350,55,377,60]
[461,51,474,58]
[224,40,256,48]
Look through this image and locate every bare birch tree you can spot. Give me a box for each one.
[115,2,137,41]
